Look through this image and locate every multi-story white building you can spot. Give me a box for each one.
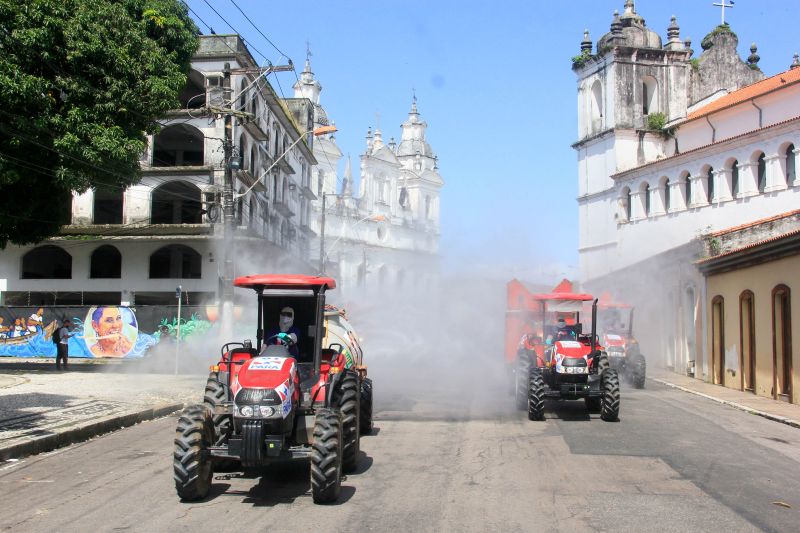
[293,60,444,294]
[573,1,800,378]
[0,35,317,306]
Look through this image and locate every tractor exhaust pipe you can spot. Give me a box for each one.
[591,298,598,355]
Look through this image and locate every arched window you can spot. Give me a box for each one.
[786,144,796,184]
[250,145,257,173]
[93,185,123,224]
[590,80,603,131]
[238,78,248,113]
[149,244,201,279]
[706,167,715,203]
[683,173,692,207]
[235,195,243,226]
[620,187,632,221]
[21,246,71,279]
[739,290,755,392]
[152,124,204,167]
[756,152,766,193]
[239,133,246,170]
[731,160,739,198]
[664,179,671,212]
[151,181,202,224]
[642,76,658,115]
[773,285,792,400]
[177,70,206,109]
[90,245,121,279]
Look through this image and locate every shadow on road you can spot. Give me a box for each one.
[0,392,79,434]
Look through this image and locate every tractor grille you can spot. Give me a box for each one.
[235,388,280,405]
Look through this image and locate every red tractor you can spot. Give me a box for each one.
[597,293,646,389]
[173,275,372,504]
[509,281,620,422]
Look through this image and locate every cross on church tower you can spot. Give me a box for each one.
[306,40,312,61]
[712,1,734,25]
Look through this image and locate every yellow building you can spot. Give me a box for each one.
[698,210,799,403]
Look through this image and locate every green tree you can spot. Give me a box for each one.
[0,0,198,247]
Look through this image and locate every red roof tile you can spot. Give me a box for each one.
[687,67,800,121]
[709,209,800,237]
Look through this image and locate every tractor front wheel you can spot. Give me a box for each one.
[332,371,360,472]
[527,369,545,421]
[173,404,215,501]
[630,354,646,389]
[359,378,373,435]
[310,407,343,504]
[515,356,530,410]
[600,369,621,422]
[203,377,239,471]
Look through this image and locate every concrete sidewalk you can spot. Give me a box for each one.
[649,367,800,429]
[0,358,205,461]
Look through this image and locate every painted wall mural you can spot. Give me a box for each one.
[0,306,213,358]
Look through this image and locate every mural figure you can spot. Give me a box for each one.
[0,317,8,339]
[27,308,44,333]
[84,306,138,358]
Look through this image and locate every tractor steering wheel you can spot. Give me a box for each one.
[266,333,297,347]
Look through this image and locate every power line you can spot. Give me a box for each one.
[228,0,291,60]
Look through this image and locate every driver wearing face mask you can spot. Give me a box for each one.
[265,307,302,358]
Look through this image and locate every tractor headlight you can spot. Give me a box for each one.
[239,405,254,417]
[259,406,275,417]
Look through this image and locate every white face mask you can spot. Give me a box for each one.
[280,315,294,332]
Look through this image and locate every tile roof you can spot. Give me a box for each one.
[696,227,800,264]
[687,67,800,121]
[708,209,800,237]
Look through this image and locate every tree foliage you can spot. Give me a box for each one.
[0,0,198,247]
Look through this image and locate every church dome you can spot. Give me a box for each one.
[597,1,662,51]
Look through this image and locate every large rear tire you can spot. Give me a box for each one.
[527,369,545,421]
[359,377,373,435]
[630,354,646,389]
[173,404,215,501]
[515,356,530,410]
[332,371,360,472]
[203,376,239,471]
[600,369,621,422]
[310,407,343,504]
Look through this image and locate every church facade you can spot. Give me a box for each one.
[573,1,800,385]
[293,61,443,295]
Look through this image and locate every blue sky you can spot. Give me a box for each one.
[186,0,799,281]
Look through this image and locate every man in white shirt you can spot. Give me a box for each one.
[56,319,74,370]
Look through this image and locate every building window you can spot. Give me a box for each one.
[590,80,603,131]
[21,246,72,279]
[621,187,632,221]
[664,179,671,212]
[740,290,755,392]
[786,144,796,184]
[773,285,792,400]
[177,70,206,109]
[149,244,201,279]
[712,295,725,386]
[93,185,123,224]
[642,76,658,115]
[757,152,766,193]
[731,160,739,198]
[152,124,204,167]
[90,245,122,279]
[684,174,692,207]
[642,183,650,216]
[706,167,714,203]
[151,181,202,224]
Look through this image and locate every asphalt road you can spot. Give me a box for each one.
[1,379,799,533]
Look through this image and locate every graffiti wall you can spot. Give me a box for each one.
[0,306,214,359]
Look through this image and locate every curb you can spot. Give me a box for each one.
[650,377,800,429]
[0,402,186,462]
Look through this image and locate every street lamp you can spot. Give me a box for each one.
[235,125,337,199]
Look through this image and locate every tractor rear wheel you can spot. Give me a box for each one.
[600,369,621,422]
[203,376,239,471]
[630,354,646,389]
[515,356,530,410]
[527,369,545,421]
[359,378,373,435]
[173,404,215,501]
[332,371,360,472]
[310,407,343,504]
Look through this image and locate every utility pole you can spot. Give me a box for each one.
[221,62,235,308]
[319,192,326,273]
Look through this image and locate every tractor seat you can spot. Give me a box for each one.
[229,347,256,364]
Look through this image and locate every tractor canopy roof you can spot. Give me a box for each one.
[234,274,337,291]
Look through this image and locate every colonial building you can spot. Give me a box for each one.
[0,35,317,306]
[573,1,799,383]
[292,60,444,294]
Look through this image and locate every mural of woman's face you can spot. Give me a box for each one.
[93,307,123,340]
